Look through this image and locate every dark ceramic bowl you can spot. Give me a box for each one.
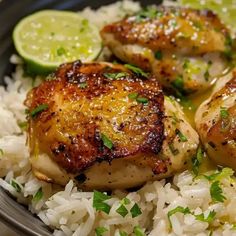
[0,0,162,235]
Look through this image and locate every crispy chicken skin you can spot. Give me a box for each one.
[25,61,199,189]
[195,71,236,169]
[101,7,231,94]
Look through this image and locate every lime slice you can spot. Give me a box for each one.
[13,10,102,75]
[179,0,236,33]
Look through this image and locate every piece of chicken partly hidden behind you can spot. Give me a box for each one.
[196,70,236,170]
[101,6,232,95]
[25,61,199,190]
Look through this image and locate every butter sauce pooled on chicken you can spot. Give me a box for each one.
[196,70,236,170]
[101,6,231,95]
[25,61,199,189]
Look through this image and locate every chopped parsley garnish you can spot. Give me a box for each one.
[175,129,188,142]
[79,82,87,89]
[169,143,179,155]
[195,210,216,223]
[128,92,139,100]
[204,168,234,182]
[101,133,113,149]
[210,181,226,203]
[11,179,22,193]
[155,50,163,60]
[0,149,3,156]
[136,97,148,104]
[18,121,28,131]
[93,190,111,214]
[116,204,129,217]
[33,187,43,202]
[130,203,142,218]
[95,227,108,236]
[57,47,66,56]
[171,75,184,92]
[124,64,148,78]
[133,226,146,236]
[183,59,190,69]
[167,206,191,228]
[192,147,204,176]
[135,6,163,22]
[103,72,128,80]
[168,206,216,228]
[30,104,49,118]
[119,231,128,236]
[121,197,131,205]
[220,107,229,119]
[128,93,148,104]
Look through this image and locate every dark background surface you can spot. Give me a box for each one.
[0,0,161,235]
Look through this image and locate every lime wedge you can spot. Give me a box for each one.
[13,10,102,75]
[179,0,236,33]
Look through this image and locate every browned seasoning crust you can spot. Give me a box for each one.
[101,6,229,55]
[25,61,165,174]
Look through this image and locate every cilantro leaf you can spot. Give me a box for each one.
[104,72,128,80]
[128,92,139,100]
[210,181,226,203]
[121,197,131,205]
[11,179,22,193]
[155,50,163,60]
[192,147,204,176]
[119,231,128,236]
[171,75,184,92]
[18,121,28,131]
[136,97,148,104]
[130,203,142,218]
[124,64,148,78]
[195,210,216,223]
[133,226,146,236]
[135,6,162,22]
[116,204,128,217]
[167,206,191,228]
[101,133,113,149]
[0,148,3,156]
[93,191,111,214]
[169,142,179,156]
[204,167,234,182]
[175,129,188,142]
[95,226,108,236]
[220,107,229,119]
[79,82,87,89]
[33,187,43,202]
[30,104,49,118]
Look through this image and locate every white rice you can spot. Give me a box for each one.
[0,1,236,236]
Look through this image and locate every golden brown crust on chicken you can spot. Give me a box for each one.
[101,7,230,95]
[101,7,229,55]
[195,71,236,169]
[25,61,164,175]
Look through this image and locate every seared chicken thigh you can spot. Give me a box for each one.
[101,7,231,95]
[25,61,199,189]
[195,71,236,170]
